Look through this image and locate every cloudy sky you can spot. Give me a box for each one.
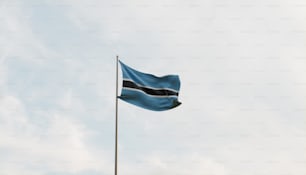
[0,0,305,174]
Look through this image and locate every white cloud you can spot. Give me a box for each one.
[0,1,58,64]
[0,0,305,174]
[120,153,227,175]
[61,1,305,174]
[0,95,112,174]
[0,1,112,174]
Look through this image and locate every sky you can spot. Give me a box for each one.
[0,0,305,175]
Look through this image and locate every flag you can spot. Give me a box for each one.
[118,61,181,111]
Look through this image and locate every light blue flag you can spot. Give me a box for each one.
[118,61,181,111]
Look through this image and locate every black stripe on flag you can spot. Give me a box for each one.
[123,80,178,96]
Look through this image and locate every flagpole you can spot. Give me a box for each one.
[115,55,119,175]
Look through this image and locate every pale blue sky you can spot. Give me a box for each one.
[0,0,305,175]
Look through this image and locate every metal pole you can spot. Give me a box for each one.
[115,55,119,175]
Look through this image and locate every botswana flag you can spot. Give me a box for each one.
[118,61,181,111]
